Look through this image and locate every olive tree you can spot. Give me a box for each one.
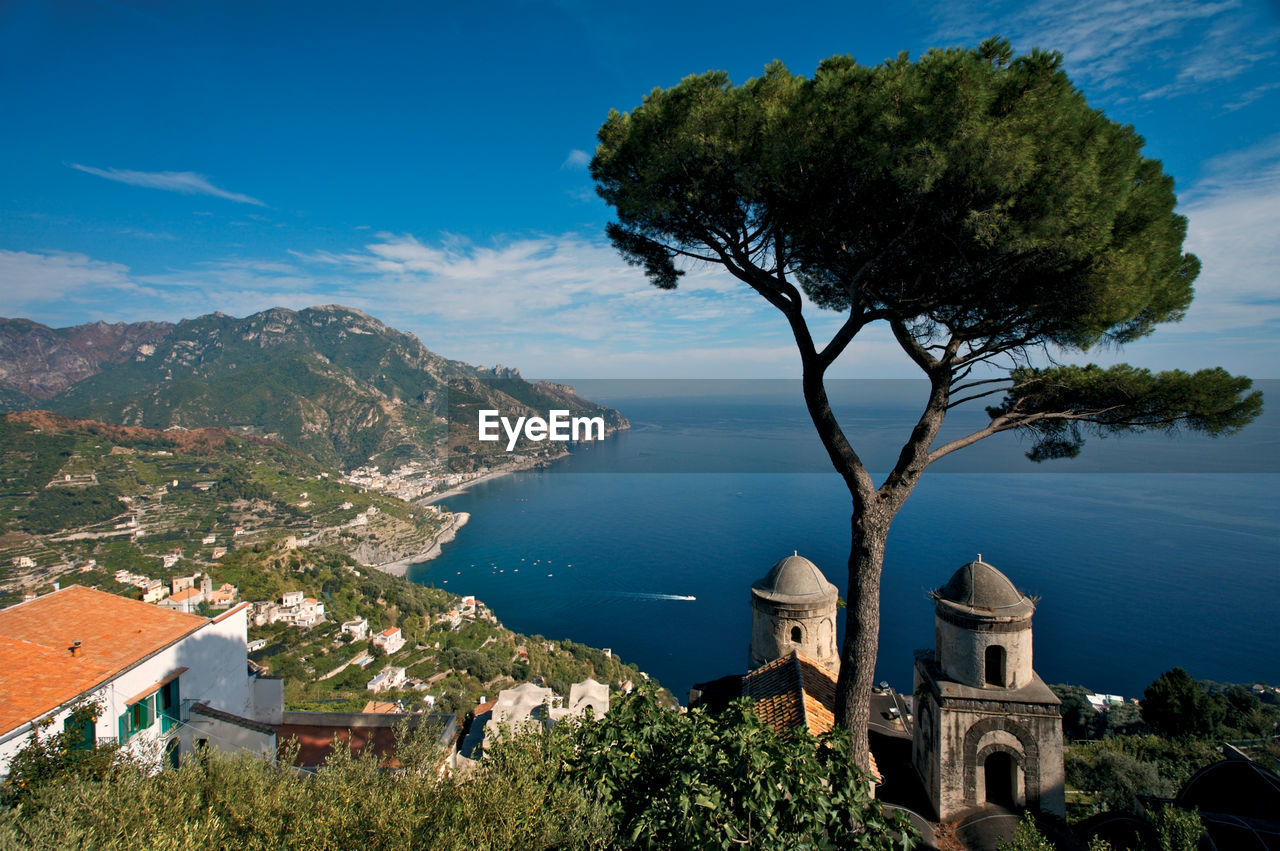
[591,39,1261,769]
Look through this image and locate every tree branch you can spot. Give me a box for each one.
[889,317,939,375]
[816,308,890,371]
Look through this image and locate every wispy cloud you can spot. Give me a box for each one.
[561,149,591,169]
[70,164,266,206]
[1174,134,1280,339]
[0,249,160,326]
[1225,80,1280,111]
[0,249,133,306]
[933,0,1278,103]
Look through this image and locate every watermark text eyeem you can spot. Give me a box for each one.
[478,409,605,451]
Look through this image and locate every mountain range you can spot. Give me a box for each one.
[0,305,625,470]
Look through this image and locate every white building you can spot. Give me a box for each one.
[366,666,407,693]
[141,583,169,604]
[474,679,610,755]
[341,618,369,641]
[371,627,405,655]
[160,586,204,613]
[0,586,283,777]
[276,596,324,629]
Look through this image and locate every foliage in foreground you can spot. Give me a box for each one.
[0,703,118,809]
[562,691,913,849]
[1,721,607,850]
[998,807,1205,851]
[0,691,913,850]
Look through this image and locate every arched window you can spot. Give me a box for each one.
[790,625,802,643]
[985,644,1007,687]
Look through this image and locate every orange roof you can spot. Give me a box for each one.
[362,700,398,714]
[169,587,202,601]
[378,627,399,637]
[743,651,838,737]
[0,585,207,735]
[742,652,881,783]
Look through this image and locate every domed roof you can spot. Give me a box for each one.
[752,553,838,602]
[935,558,1034,619]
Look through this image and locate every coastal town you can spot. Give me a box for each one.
[1,413,521,604]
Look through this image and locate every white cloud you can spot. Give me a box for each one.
[934,0,1278,102]
[294,232,747,327]
[1224,80,1280,111]
[0,249,135,312]
[70,164,266,206]
[1175,134,1280,337]
[562,149,591,169]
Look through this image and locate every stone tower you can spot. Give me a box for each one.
[912,558,1065,819]
[748,553,839,673]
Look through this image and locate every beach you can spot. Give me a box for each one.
[421,455,553,505]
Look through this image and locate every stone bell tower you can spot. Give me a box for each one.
[912,557,1065,819]
[748,553,839,673]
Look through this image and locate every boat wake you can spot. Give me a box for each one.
[617,591,697,602]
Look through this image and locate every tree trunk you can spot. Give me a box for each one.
[835,507,891,773]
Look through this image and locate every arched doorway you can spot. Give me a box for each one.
[984,751,1017,808]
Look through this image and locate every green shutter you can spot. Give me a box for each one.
[64,715,94,750]
[118,711,130,742]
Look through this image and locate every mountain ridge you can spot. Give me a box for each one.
[0,306,626,469]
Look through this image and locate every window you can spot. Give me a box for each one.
[63,713,95,750]
[985,645,1007,687]
[118,695,156,742]
[159,678,180,733]
[790,625,802,643]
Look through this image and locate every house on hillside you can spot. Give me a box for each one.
[207,583,238,609]
[0,586,283,777]
[261,591,326,629]
[460,679,610,761]
[372,626,405,655]
[366,666,407,693]
[160,586,204,613]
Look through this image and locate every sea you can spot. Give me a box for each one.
[409,380,1280,702]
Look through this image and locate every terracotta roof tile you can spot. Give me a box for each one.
[741,652,881,783]
[0,585,207,735]
[742,651,838,737]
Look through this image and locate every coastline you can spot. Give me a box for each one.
[371,511,470,577]
[420,455,552,505]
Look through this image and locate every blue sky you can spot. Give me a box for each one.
[1,0,1277,378]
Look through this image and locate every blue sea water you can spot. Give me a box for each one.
[410,382,1280,701]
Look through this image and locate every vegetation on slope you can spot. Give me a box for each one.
[1,306,626,471]
[1052,671,1280,821]
[0,412,653,720]
[223,543,649,715]
[0,411,445,603]
[1,691,906,850]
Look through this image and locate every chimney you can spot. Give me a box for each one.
[69,640,83,658]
